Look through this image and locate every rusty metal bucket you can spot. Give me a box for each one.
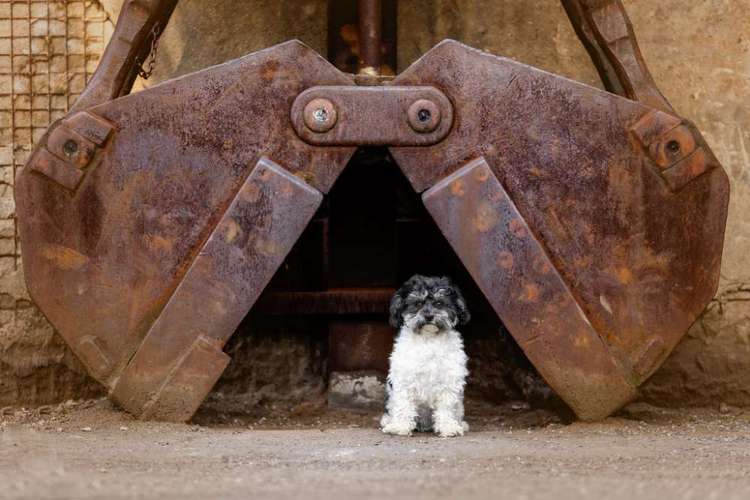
[15,0,729,422]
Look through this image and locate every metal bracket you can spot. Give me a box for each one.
[631,110,715,192]
[27,111,114,191]
[561,0,675,114]
[291,86,454,146]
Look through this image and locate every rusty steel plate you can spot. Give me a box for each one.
[423,158,638,420]
[390,40,729,418]
[111,157,323,421]
[16,40,356,419]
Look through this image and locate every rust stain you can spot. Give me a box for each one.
[533,255,552,275]
[528,166,544,177]
[258,168,273,181]
[509,218,527,239]
[574,334,591,348]
[144,235,174,253]
[221,218,241,243]
[255,237,279,257]
[280,181,295,198]
[41,244,89,270]
[450,179,465,196]
[474,202,498,232]
[294,171,316,186]
[497,250,514,270]
[260,60,280,81]
[521,283,540,302]
[474,167,490,182]
[240,182,262,203]
[616,267,634,285]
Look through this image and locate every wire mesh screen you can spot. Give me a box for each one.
[0,0,111,269]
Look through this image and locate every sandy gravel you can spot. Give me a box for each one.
[1,399,749,500]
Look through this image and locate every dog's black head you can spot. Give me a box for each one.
[389,275,471,333]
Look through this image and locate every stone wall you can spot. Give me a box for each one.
[1,0,749,409]
[0,0,112,406]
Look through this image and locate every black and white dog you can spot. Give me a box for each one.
[381,275,471,437]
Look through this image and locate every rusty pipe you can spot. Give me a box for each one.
[358,0,382,74]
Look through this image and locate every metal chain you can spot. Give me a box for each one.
[138,24,162,80]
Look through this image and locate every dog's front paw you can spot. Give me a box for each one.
[382,421,415,436]
[435,420,465,438]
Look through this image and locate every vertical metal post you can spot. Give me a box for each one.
[324,0,399,410]
[357,0,382,74]
[328,0,396,75]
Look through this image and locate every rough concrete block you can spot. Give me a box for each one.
[328,371,386,413]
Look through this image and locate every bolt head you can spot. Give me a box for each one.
[63,139,79,157]
[303,98,337,133]
[666,139,681,155]
[408,99,441,133]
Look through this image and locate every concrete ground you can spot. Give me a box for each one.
[1,399,749,500]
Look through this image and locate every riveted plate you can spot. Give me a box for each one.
[291,86,454,146]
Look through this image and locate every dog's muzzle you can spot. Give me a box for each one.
[416,310,452,334]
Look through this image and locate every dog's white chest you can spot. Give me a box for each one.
[388,329,468,401]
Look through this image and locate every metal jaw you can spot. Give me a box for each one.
[15,0,729,422]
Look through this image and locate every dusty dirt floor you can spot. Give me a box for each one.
[1,398,749,500]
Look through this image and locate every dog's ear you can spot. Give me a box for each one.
[389,286,407,328]
[452,283,471,326]
[390,276,425,328]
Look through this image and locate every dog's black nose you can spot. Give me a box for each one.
[424,313,434,322]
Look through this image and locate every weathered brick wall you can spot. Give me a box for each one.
[2,0,749,409]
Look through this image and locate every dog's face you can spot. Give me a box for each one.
[389,275,471,333]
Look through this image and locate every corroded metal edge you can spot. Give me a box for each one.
[110,157,323,421]
[560,0,675,114]
[423,157,638,420]
[72,0,179,112]
[291,86,454,146]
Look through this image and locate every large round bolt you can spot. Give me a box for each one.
[408,99,441,133]
[303,98,338,133]
[63,139,79,157]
